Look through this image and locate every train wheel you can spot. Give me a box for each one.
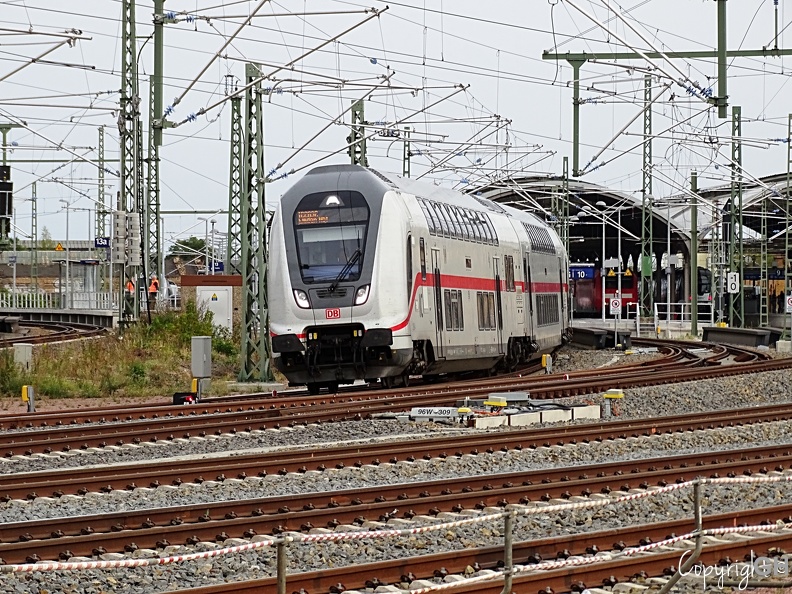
[401,374,411,388]
[381,376,394,389]
[307,383,320,395]
[327,382,339,394]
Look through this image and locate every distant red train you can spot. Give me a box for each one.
[569,263,637,316]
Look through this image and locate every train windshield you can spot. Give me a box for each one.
[293,190,369,283]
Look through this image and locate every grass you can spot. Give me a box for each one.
[0,301,245,404]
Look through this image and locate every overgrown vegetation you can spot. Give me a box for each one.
[0,301,242,404]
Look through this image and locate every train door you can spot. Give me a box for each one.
[418,237,427,319]
[493,256,504,354]
[524,252,535,338]
[431,247,444,359]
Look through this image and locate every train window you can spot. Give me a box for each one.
[441,204,456,238]
[419,199,438,234]
[433,202,451,237]
[451,206,469,240]
[444,289,463,331]
[293,190,369,283]
[505,255,515,292]
[523,223,556,254]
[468,211,482,242]
[420,238,426,281]
[444,289,453,331]
[407,235,413,304]
[457,208,473,241]
[453,290,463,330]
[474,212,489,244]
[487,293,496,329]
[482,213,498,246]
[477,291,495,331]
[465,257,472,269]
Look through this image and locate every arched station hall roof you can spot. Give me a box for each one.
[471,173,792,264]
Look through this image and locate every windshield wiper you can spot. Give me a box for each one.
[328,248,362,294]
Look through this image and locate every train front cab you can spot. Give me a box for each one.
[269,168,413,392]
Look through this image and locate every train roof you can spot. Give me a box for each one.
[299,165,554,232]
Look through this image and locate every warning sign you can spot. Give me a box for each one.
[55,243,64,251]
[607,269,616,276]
[211,293,218,302]
[786,295,792,314]
[609,298,621,315]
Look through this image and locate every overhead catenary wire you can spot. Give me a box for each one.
[168,0,271,112]
[170,6,389,128]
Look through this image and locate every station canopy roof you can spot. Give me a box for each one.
[471,172,792,246]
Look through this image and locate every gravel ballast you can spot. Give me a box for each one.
[1,351,792,593]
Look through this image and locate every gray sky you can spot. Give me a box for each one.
[2,0,792,245]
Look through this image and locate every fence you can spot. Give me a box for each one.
[0,291,118,311]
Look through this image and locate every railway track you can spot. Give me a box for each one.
[0,321,105,348]
[166,503,792,594]
[0,336,745,430]
[0,339,786,459]
[0,338,787,593]
[4,400,792,501]
[3,443,792,565]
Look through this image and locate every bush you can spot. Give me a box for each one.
[37,376,76,399]
[0,351,28,397]
[128,362,147,385]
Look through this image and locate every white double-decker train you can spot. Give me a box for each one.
[269,165,572,393]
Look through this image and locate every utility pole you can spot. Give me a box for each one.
[728,106,744,328]
[240,63,272,381]
[690,171,698,336]
[786,114,792,339]
[760,179,769,328]
[226,96,243,275]
[146,0,173,287]
[30,182,38,293]
[641,74,654,318]
[97,126,108,291]
[120,0,142,322]
[97,126,106,241]
[348,99,367,166]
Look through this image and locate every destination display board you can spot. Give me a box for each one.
[296,210,330,225]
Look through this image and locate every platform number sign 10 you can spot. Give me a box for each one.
[726,272,740,294]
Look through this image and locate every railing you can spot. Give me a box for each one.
[70,292,117,310]
[0,292,118,311]
[654,301,715,330]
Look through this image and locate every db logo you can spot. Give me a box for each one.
[325,308,341,320]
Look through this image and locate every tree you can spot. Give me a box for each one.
[169,236,206,256]
[40,226,55,250]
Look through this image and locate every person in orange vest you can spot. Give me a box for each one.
[148,275,160,302]
[124,278,136,317]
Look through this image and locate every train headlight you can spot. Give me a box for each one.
[354,284,370,305]
[293,289,311,309]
